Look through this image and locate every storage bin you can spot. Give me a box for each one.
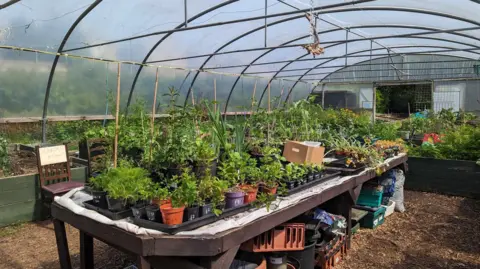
[356,185,384,208]
[359,206,386,229]
[381,200,396,217]
[241,223,305,252]
[315,235,347,269]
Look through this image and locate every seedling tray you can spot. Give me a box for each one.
[280,171,341,197]
[324,163,367,176]
[133,203,252,234]
[84,200,133,220]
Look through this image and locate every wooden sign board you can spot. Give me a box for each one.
[38,145,68,166]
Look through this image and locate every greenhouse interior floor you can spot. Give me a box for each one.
[0,190,479,269]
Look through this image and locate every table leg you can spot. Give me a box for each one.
[137,256,151,269]
[340,191,354,249]
[53,218,72,269]
[199,245,239,269]
[80,231,94,269]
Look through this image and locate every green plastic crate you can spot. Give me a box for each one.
[356,186,384,208]
[360,207,386,229]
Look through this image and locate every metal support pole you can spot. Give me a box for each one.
[370,40,373,72]
[264,0,268,47]
[321,84,326,108]
[184,0,188,27]
[345,29,349,66]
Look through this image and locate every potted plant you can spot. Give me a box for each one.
[145,183,168,222]
[198,171,228,216]
[259,161,283,194]
[103,167,150,212]
[171,169,200,222]
[242,165,262,204]
[218,151,252,209]
[282,163,297,190]
[131,177,153,219]
[88,174,109,208]
[193,136,218,177]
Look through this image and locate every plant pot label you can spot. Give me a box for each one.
[269,257,283,265]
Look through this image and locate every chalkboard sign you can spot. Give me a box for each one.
[38,145,67,166]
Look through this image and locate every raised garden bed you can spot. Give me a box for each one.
[405,157,480,199]
[0,166,88,227]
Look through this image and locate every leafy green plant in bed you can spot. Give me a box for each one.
[0,135,10,176]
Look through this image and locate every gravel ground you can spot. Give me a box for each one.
[0,190,479,269]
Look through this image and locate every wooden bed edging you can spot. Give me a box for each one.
[0,166,88,227]
[405,157,480,199]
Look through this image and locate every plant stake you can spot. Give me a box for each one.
[113,63,121,168]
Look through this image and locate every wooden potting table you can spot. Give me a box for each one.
[51,155,408,269]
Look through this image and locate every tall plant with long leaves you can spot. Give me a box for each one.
[205,100,230,152]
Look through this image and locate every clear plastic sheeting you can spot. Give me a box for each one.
[434,80,480,116]
[2,0,480,119]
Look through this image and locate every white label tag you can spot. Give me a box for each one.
[39,145,67,166]
[292,147,300,153]
[269,257,283,265]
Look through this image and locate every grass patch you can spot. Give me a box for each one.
[0,222,25,238]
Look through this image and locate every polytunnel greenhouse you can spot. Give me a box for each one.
[0,1,479,269]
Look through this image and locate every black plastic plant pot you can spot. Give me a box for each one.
[183,205,200,222]
[145,204,162,222]
[106,196,127,212]
[194,159,218,178]
[167,166,183,178]
[285,181,295,190]
[91,190,107,209]
[199,203,214,217]
[131,205,147,219]
[294,180,300,188]
[314,172,321,181]
[307,173,314,182]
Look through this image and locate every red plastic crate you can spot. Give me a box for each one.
[315,235,347,269]
[241,223,305,252]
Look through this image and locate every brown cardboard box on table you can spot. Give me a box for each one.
[283,141,325,164]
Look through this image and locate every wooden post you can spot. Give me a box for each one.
[150,67,159,161]
[267,82,271,145]
[250,80,257,113]
[113,63,121,168]
[214,78,217,114]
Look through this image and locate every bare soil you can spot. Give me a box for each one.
[0,191,478,269]
[8,149,38,176]
[339,191,480,269]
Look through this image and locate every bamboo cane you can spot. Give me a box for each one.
[250,80,257,113]
[150,67,159,161]
[214,78,217,114]
[113,63,121,168]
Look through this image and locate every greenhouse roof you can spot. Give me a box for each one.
[2,0,480,116]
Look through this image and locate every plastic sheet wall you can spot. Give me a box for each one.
[434,80,480,116]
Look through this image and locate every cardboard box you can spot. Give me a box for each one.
[283,141,325,164]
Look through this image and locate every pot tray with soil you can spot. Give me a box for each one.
[133,203,252,234]
[280,171,341,197]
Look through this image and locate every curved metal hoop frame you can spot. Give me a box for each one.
[4,0,478,141]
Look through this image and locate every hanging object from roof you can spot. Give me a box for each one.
[302,1,324,56]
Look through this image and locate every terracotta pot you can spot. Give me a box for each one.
[262,184,278,195]
[152,198,171,208]
[160,204,185,225]
[241,184,259,204]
